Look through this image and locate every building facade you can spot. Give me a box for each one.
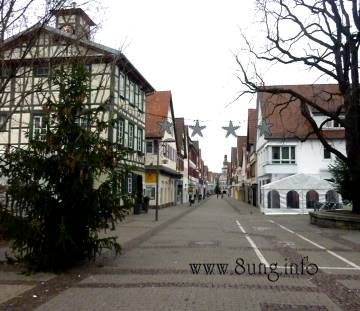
[255,84,345,214]
[0,6,154,203]
[145,91,181,208]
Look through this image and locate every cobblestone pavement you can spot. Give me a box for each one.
[1,197,360,310]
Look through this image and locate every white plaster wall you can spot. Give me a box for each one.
[257,139,345,179]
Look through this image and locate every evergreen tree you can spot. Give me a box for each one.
[0,64,132,271]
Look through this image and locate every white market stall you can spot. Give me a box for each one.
[260,174,341,215]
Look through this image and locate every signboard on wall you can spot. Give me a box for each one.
[145,171,156,183]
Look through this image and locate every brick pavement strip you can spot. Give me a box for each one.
[0,200,205,311]
[226,197,360,311]
[1,197,360,310]
[260,303,329,311]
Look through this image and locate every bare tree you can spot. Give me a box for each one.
[0,1,152,212]
[237,0,360,213]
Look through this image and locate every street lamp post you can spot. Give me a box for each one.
[155,139,160,221]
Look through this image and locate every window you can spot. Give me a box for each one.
[119,73,125,98]
[128,123,134,149]
[75,117,88,129]
[137,128,143,152]
[272,147,280,162]
[146,186,155,199]
[146,141,153,153]
[267,190,280,209]
[135,85,140,108]
[306,190,319,209]
[0,66,12,78]
[139,91,144,112]
[287,191,299,209]
[129,82,135,105]
[0,114,8,132]
[117,119,124,145]
[33,64,49,77]
[127,174,133,194]
[323,148,331,159]
[125,77,130,100]
[271,146,295,164]
[84,64,91,73]
[75,111,88,129]
[32,114,47,140]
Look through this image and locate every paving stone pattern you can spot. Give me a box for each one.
[0,197,360,310]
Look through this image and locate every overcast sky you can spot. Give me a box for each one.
[91,0,324,172]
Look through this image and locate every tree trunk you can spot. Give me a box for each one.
[345,93,360,214]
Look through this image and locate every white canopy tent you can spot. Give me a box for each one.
[260,174,341,215]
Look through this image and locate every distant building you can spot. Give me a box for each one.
[145,91,181,208]
[175,118,188,204]
[256,84,345,214]
[219,155,229,193]
[244,109,257,206]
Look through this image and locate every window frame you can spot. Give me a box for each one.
[119,72,126,98]
[146,141,153,153]
[33,63,49,78]
[0,66,12,79]
[127,174,133,194]
[0,113,9,132]
[139,90,145,112]
[32,113,48,140]
[117,118,124,145]
[128,122,134,149]
[129,81,135,106]
[137,128,143,152]
[271,146,296,164]
[125,76,130,101]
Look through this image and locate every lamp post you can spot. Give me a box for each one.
[155,139,160,221]
[155,138,176,221]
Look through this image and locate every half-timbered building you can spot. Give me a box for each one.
[0,6,154,199]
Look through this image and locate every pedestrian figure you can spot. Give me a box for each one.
[189,194,192,206]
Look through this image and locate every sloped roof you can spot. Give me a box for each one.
[54,8,96,26]
[258,84,344,140]
[247,109,257,146]
[145,91,173,138]
[1,23,154,93]
[262,174,334,190]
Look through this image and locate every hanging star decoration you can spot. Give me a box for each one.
[222,120,240,138]
[257,118,272,137]
[158,118,173,135]
[189,120,206,137]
